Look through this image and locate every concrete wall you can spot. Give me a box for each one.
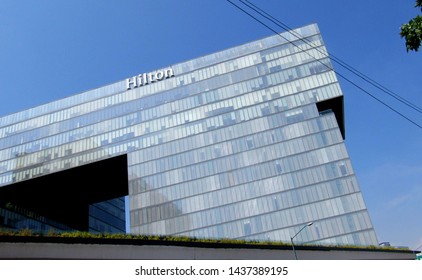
[0,242,417,260]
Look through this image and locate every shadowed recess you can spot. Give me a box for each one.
[0,154,128,231]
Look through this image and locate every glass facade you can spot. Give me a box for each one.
[89,197,126,233]
[0,199,73,232]
[0,24,378,245]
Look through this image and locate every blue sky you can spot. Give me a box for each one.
[0,0,421,249]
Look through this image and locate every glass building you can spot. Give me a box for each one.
[0,24,378,245]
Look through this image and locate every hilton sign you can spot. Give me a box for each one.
[126,68,174,90]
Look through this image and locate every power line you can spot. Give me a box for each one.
[240,0,422,115]
[228,0,422,128]
[225,0,422,129]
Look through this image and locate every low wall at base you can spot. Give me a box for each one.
[0,237,417,260]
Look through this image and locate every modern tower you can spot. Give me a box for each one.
[0,24,378,245]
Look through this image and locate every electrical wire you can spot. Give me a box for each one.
[225,0,422,129]
[240,0,422,115]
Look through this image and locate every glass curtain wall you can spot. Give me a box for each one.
[0,24,378,245]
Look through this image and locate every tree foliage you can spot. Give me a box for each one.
[400,0,422,51]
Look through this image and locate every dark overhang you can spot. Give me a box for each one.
[0,154,128,231]
[316,96,345,139]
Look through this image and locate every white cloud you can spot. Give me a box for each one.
[359,162,422,248]
[359,162,422,209]
[413,236,422,251]
[387,193,413,209]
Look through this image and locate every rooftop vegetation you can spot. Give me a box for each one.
[0,228,412,252]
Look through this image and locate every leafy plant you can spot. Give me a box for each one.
[400,0,422,51]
